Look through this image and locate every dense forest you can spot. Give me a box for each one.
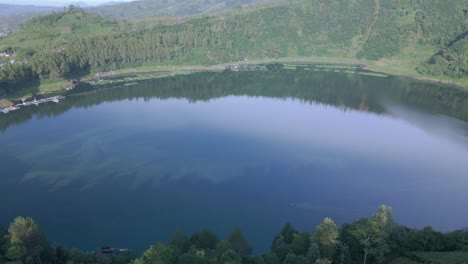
[417,35,468,78]
[1,206,467,264]
[0,0,466,98]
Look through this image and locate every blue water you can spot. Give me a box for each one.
[1,70,467,253]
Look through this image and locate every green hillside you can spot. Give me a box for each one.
[88,0,267,19]
[0,0,266,33]
[0,4,60,33]
[0,0,466,98]
[417,34,468,78]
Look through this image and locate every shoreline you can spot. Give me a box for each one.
[72,58,468,90]
[1,58,467,108]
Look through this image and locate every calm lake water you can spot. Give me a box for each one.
[1,68,468,253]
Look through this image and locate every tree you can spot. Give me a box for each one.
[111,250,137,264]
[252,255,266,264]
[291,232,310,256]
[349,205,392,264]
[227,228,252,258]
[7,216,48,263]
[277,223,298,244]
[133,242,175,264]
[263,253,281,264]
[176,251,208,264]
[6,244,27,262]
[349,219,379,264]
[45,244,70,264]
[219,249,242,264]
[215,240,232,259]
[315,258,331,264]
[171,230,190,254]
[312,218,339,260]
[271,235,290,261]
[190,229,219,250]
[283,253,298,264]
[306,243,320,263]
[0,227,6,261]
[68,247,94,263]
[333,242,350,264]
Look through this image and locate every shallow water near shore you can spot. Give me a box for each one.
[1,69,468,253]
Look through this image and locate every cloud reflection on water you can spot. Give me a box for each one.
[9,95,468,192]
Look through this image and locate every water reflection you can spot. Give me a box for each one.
[0,69,467,252]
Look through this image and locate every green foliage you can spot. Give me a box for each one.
[220,249,242,264]
[346,206,393,264]
[68,247,94,263]
[282,253,298,264]
[312,218,339,260]
[0,227,6,261]
[110,250,138,264]
[216,240,233,259]
[290,233,309,256]
[0,0,466,97]
[278,223,298,245]
[315,258,331,264]
[306,243,320,263]
[271,235,290,262]
[2,205,468,264]
[0,63,36,87]
[252,255,266,264]
[190,229,219,250]
[358,0,467,62]
[6,244,27,261]
[263,253,281,264]
[176,250,208,264]
[7,216,47,263]
[134,242,175,264]
[417,35,468,78]
[170,230,190,254]
[227,228,252,258]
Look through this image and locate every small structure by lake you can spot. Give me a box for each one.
[1,95,65,114]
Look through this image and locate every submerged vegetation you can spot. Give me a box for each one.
[0,0,466,99]
[1,206,467,264]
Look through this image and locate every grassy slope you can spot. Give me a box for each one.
[0,0,466,101]
[391,251,468,264]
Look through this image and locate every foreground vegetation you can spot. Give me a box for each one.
[0,0,466,100]
[1,206,467,264]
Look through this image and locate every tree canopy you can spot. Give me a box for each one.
[1,205,468,264]
[0,0,466,98]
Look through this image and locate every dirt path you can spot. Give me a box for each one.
[357,0,380,54]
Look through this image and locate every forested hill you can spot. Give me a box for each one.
[0,0,466,97]
[0,4,60,33]
[87,0,268,20]
[0,0,267,33]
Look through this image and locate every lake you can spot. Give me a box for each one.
[1,67,468,253]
